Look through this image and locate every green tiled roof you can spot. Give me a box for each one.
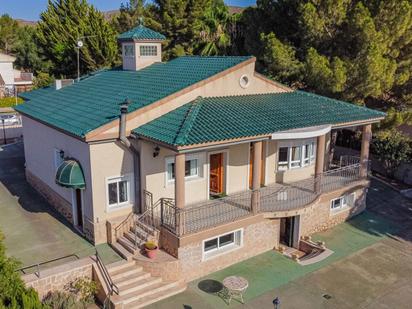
[15,56,251,137]
[134,91,385,147]
[118,25,166,41]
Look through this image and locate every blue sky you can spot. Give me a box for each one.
[0,0,256,21]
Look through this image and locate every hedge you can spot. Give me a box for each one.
[0,97,24,108]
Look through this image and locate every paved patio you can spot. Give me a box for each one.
[148,178,412,308]
[0,142,121,270]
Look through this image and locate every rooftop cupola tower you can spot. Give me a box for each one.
[117,22,166,71]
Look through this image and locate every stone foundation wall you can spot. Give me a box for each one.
[26,169,73,224]
[300,187,367,236]
[178,218,280,282]
[23,257,94,300]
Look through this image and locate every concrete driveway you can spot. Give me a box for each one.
[0,142,101,270]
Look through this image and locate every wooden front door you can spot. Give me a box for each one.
[75,189,83,228]
[210,153,224,195]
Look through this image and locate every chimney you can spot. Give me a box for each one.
[119,98,131,143]
[55,79,74,90]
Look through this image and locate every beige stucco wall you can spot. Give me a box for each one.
[122,42,162,71]
[264,139,317,185]
[140,141,251,205]
[21,116,94,223]
[89,141,136,215]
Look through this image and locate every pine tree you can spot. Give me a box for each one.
[37,0,117,77]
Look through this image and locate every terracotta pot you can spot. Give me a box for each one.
[145,246,158,259]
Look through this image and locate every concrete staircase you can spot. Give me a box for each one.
[112,220,160,261]
[108,260,185,308]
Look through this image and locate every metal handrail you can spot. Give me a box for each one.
[96,249,119,309]
[160,161,366,236]
[132,191,161,249]
[15,253,80,278]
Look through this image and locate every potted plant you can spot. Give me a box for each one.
[144,241,158,259]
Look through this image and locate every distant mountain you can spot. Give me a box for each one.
[14,5,246,26]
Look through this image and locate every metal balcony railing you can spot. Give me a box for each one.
[159,162,364,237]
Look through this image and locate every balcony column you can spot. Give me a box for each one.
[251,141,262,214]
[360,124,372,178]
[315,134,326,193]
[175,153,185,235]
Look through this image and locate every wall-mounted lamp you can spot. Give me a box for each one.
[59,150,65,159]
[153,146,160,158]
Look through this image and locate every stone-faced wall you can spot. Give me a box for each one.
[23,257,94,300]
[300,187,367,236]
[177,218,280,282]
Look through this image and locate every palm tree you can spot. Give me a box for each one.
[198,2,231,56]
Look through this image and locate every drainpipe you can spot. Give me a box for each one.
[119,99,142,213]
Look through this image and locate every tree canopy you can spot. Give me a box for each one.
[37,0,117,77]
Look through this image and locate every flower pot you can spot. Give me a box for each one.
[144,241,158,259]
[145,247,158,259]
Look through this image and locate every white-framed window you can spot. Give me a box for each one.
[107,176,130,208]
[277,140,316,171]
[123,44,135,57]
[166,155,200,183]
[54,148,64,170]
[140,45,157,56]
[202,229,243,260]
[330,192,356,213]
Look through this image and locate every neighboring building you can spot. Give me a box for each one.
[16,25,384,305]
[0,53,33,98]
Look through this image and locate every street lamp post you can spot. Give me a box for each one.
[2,119,6,145]
[76,35,97,82]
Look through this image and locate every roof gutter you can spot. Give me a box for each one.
[119,100,142,213]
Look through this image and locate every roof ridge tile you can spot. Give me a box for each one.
[174,96,204,145]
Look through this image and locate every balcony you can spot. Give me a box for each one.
[158,161,365,237]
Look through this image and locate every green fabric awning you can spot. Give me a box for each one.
[55,159,85,189]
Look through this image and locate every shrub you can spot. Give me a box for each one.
[0,231,43,308]
[372,130,412,177]
[69,277,97,304]
[42,291,80,309]
[0,97,24,108]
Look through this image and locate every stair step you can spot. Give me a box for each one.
[123,283,186,309]
[111,242,133,261]
[115,281,181,306]
[107,260,136,275]
[130,225,151,239]
[118,236,138,254]
[124,231,145,246]
[119,277,162,296]
[115,271,151,288]
[109,263,142,278]
[111,267,143,282]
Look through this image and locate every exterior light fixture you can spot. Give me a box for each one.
[153,146,160,158]
[59,150,65,159]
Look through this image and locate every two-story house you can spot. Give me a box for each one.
[16,25,384,307]
[0,53,33,97]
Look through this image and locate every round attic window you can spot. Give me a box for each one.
[239,74,250,88]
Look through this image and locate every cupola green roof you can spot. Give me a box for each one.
[133,91,385,147]
[118,25,166,41]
